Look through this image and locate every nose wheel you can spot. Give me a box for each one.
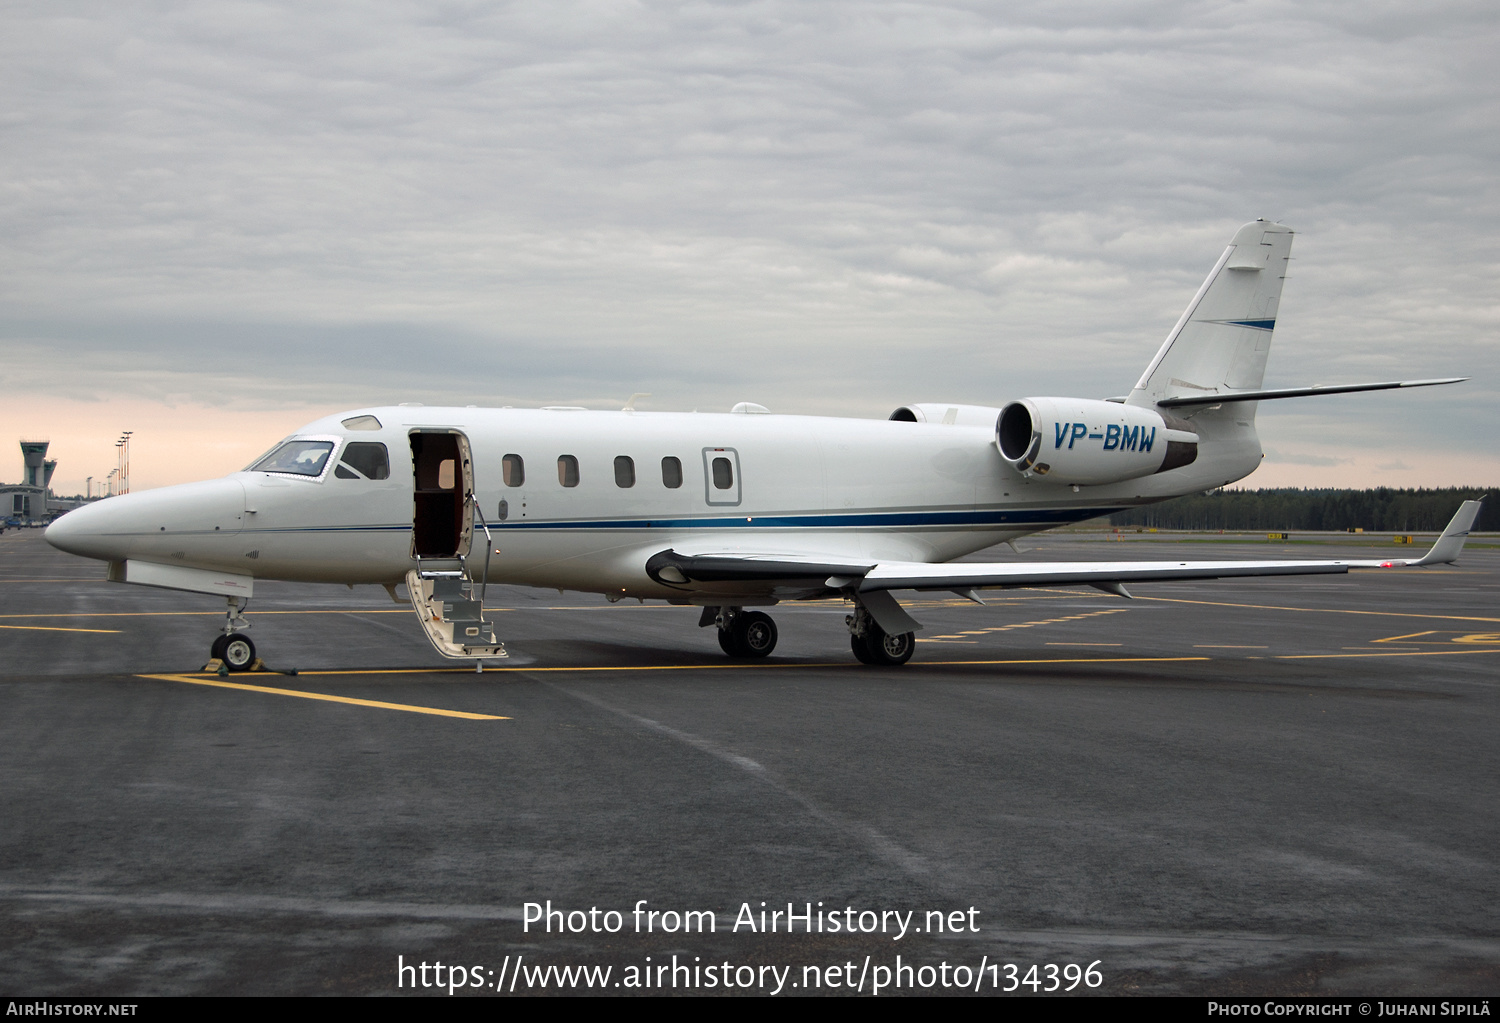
[211,633,257,672]
[210,597,257,672]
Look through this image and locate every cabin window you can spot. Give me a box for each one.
[503,454,525,487]
[249,440,335,477]
[339,442,390,480]
[662,457,682,488]
[614,456,635,488]
[557,455,580,488]
[437,459,456,490]
[712,456,734,490]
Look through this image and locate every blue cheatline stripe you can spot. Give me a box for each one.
[225,504,1128,534]
[222,507,1129,536]
[486,507,1126,531]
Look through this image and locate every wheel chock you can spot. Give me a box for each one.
[201,657,293,677]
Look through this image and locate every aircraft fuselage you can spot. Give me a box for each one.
[45,404,1264,601]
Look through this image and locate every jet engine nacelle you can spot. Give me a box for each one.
[888,403,1006,427]
[996,398,1199,485]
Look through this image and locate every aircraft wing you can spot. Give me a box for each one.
[863,498,1482,588]
[645,500,1483,633]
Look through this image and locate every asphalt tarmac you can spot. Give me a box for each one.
[1,527,1497,996]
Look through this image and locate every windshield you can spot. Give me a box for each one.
[250,440,335,477]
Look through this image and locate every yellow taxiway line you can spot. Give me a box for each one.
[1136,596,1500,624]
[1274,648,1500,661]
[917,656,1212,666]
[0,591,1127,622]
[136,673,510,720]
[124,643,1500,719]
[0,624,122,634]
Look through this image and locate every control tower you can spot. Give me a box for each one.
[20,440,54,491]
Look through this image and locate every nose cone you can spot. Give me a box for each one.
[46,478,246,562]
[42,507,90,556]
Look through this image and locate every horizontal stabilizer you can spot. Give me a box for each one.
[1157,377,1466,408]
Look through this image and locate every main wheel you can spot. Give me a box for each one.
[855,622,914,666]
[868,623,915,666]
[718,626,742,657]
[738,612,777,658]
[222,633,257,672]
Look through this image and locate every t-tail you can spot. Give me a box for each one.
[1127,219,1294,414]
[994,220,1297,490]
[1127,220,1463,416]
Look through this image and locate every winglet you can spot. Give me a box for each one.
[1406,498,1485,567]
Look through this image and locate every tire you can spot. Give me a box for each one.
[864,622,915,667]
[858,618,912,666]
[718,626,743,657]
[222,633,257,672]
[210,635,229,663]
[738,612,777,658]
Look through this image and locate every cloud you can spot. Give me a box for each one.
[1262,449,1354,468]
[0,1,1496,483]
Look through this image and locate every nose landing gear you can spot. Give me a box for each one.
[209,597,257,672]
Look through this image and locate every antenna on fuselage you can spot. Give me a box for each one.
[622,393,652,411]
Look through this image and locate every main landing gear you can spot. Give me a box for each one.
[210,597,257,672]
[846,605,915,667]
[705,607,779,658]
[700,603,915,666]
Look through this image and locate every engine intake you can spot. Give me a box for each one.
[996,398,1198,485]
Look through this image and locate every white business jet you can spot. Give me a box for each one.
[46,220,1479,671]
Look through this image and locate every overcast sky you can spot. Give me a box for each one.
[3,0,1496,492]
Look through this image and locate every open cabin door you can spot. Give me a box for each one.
[406,430,505,662]
[410,431,473,559]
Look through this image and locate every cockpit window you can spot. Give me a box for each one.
[339,442,390,480]
[250,440,335,477]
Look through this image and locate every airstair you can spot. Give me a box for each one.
[406,499,507,661]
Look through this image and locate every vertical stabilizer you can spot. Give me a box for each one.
[1128,221,1294,411]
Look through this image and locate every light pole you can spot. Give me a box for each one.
[118,431,132,495]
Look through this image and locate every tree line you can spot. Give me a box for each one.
[1104,487,1496,533]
